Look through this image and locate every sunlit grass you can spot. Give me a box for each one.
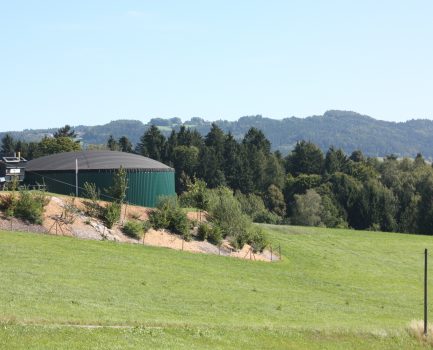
[0,225,431,348]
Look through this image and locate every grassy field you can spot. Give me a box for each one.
[0,225,432,349]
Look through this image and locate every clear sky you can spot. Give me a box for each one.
[1,0,433,131]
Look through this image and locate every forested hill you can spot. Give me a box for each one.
[2,110,433,158]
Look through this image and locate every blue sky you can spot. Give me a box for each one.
[1,0,433,131]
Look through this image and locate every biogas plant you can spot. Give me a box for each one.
[24,151,175,207]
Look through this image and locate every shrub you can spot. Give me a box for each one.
[208,225,223,245]
[105,166,128,203]
[206,186,272,250]
[142,220,152,234]
[247,227,269,253]
[197,223,212,241]
[103,202,121,228]
[206,187,248,237]
[62,197,79,225]
[292,189,324,227]
[179,178,209,210]
[83,182,101,218]
[149,196,191,240]
[122,220,144,239]
[168,208,190,238]
[0,193,18,217]
[253,210,282,224]
[14,190,47,224]
[229,226,251,250]
[148,209,169,230]
[235,191,267,218]
[197,223,223,245]
[230,226,268,253]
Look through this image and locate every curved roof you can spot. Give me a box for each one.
[25,151,173,172]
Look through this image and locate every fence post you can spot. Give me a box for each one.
[270,246,273,262]
[425,248,428,336]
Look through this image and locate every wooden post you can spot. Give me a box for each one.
[270,246,273,262]
[123,202,128,224]
[425,248,428,336]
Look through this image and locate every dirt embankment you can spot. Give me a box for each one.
[0,194,278,262]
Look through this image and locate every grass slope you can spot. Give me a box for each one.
[0,225,431,349]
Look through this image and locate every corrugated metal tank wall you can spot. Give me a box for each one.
[25,170,175,207]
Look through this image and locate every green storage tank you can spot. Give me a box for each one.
[24,151,175,207]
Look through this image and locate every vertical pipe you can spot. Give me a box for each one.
[425,248,428,335]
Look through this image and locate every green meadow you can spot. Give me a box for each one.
[0,225,432,349]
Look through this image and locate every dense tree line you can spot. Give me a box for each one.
[6,110,433,158]
[134,124,433,235]
[0,125,81,159]
[3,123,433,235]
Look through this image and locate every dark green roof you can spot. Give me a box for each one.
[25,151,173,172]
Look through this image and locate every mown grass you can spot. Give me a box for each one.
[0,225,432,348]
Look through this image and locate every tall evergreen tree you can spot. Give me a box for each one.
[285,141,324,176]
[198,146,226,188]
[325,146,349,174]
[242,127,271,154]
[54,125,77,139]
[118,136,133,153]
[137,125,166,161]
[1,133,16,156]
[107,135,119,151]
[222,133,243,190]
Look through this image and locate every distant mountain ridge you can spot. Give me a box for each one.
[2,110,433,159]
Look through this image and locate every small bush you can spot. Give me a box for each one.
[103,202,121,228]
[142,220,152,234]
[253,210,282,224]
[229,227,251,250]
[235,191,267,218]
[229,226,268,253]
[122,220,144,239]
[208,225,223,245]
[168,209,190,237]
[197,223,223,245]
[247,227,269,253]
[0,193,18,217]
[5,177,19,191]
[14,190,47,224]
[83,182,101,218]
[62,197,79,225]
[148,209,169,230]
[149,196,191,240]
[197,223,212,241]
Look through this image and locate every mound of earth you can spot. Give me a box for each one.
[0,193,278,262]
